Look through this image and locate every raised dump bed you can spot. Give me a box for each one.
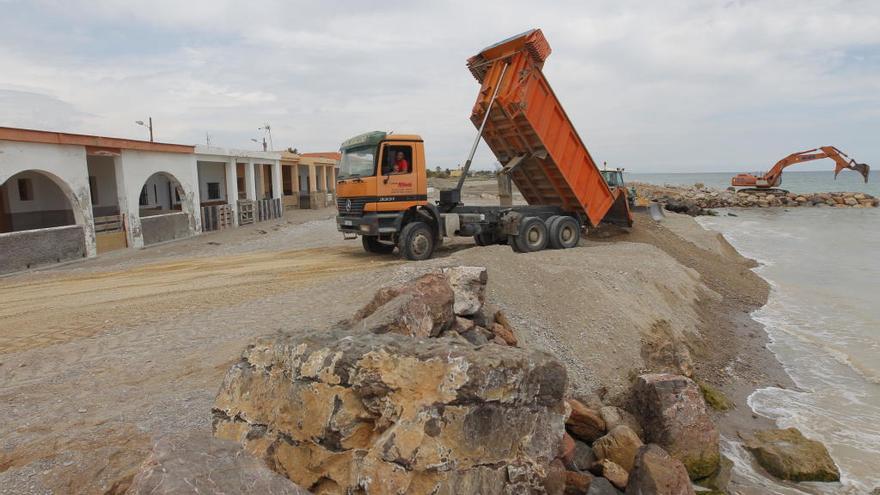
[467,29,631,227]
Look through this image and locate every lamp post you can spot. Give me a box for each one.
[135,117,154,142]
[251,137,267,151]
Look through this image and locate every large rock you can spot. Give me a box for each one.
[744,428,840,482]
[566,399,607,442]
[569,440,596,472]
[625,444,694,495]
[564,470,594,495]
[592,425,643,472]
[126,433,309,495]
[588,477,622,495]
[632,374,719,479]
[599,406,643,440]
[589,459,628,490]
[213,328,568,494]
[347,271,455,337]
[442,266,487,316]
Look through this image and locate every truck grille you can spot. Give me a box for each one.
[337,197,369,216]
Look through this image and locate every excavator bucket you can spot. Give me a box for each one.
[835,161,870,183]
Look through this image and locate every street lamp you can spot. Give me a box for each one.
[251,137,267,151]
[135,117,154,142]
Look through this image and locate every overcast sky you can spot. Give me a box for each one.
[0,0,877,172]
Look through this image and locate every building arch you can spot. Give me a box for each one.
[0,168,85,233]
[134,171,197,246]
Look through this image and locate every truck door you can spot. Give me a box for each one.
[377,142,419,209]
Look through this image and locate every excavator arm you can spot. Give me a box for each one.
[732,146,870,189]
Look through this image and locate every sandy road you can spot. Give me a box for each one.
[0,211,406,494]
[0,246,397,354]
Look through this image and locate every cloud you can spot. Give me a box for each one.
[0,0,878,172]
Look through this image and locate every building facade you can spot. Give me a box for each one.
[0,127,340,274]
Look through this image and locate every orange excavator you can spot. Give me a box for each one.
[731,146,870,190]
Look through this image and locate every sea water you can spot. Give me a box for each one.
[627,170,880,197]
[696,207,880,494]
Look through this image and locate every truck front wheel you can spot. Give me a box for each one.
[399,221,435,261]
[362,235,395,254]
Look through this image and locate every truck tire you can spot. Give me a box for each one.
[548,216,580,249]
[513,216,548,253]
[362,235,395,254]
[399,221,435,261]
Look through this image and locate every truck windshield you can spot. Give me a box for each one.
[339,145,376,179]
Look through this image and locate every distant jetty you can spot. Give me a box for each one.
[633,182,878,215]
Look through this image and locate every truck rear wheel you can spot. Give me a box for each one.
[513,216,548,253]
[399,221,435,261]
[362,235,395,254]
[548,216,580,249]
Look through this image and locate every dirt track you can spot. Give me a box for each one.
[0,198,784,494]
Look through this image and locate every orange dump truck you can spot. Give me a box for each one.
[335,29,631,260]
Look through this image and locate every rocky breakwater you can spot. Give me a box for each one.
[632,182,878,215]
[211,267,568,494]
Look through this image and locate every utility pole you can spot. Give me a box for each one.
[259,124,274,151]
[136,117,154,142]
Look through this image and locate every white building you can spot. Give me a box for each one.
[0,127,340,274]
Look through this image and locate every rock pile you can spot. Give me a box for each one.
[344,266,518,347]
[211,267,562,494]
[632,182,878,215]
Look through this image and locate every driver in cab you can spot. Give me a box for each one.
[391,151,409,174]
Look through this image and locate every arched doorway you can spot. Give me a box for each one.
[136,172,195,246]
[0,169,89,273]
[0,170,78,233]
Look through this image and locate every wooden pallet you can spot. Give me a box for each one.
[201,204,234,231]
[238,200,255,225]
[94,214,122,233]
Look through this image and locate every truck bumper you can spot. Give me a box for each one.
[337,214,379,235]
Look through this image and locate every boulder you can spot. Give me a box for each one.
[592,425,643,472]
[565,470,594,495]
[570,440,597,472]
[213,327,568,495]
[566,399,607,442]
[559,432,576,466]
[695,453,732,492]
[744,428,840,482]
[348,272,455,337]
[600,406,644,440]
[442,266,487,316]
[844,197,858,206]
[588,477,623,495]
[589,459,628,490]
[491,322,518,346]
[631,374,719,480]
[126,433,309,495]
[625,444,694,495]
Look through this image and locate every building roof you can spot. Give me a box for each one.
[194,145,282,161]
[0,126,194,154]
[300,152,341,160]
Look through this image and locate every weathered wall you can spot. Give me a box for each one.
[0,140,96,257]
[119,150,200,248]
[0,225,86,274]
[196,161,228,203]
[140,212,191,246]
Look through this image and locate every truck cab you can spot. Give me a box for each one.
[336,131,440,258]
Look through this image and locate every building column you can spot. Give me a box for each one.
[271,160,282,199]
[244,159,257,200]
[115,155,143,249]
[308,164,318,209]
[226,159,239,226]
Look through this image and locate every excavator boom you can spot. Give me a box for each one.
[732,146,870,189]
